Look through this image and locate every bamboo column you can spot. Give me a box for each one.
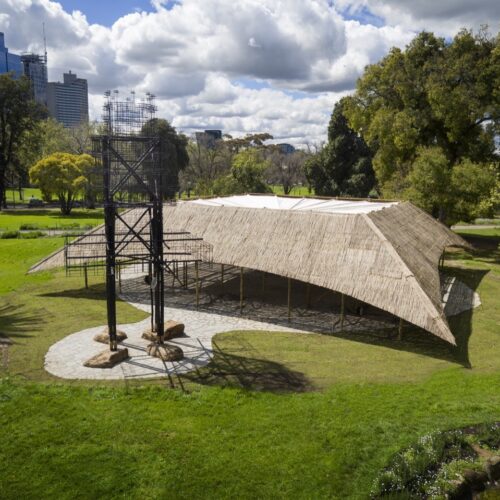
[195,261,200,308]
[240,267,244,314]
[340,293,345,333]
[305,283,311,309]
[398,318,404,341]
[287,277,292,322]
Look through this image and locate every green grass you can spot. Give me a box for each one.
[270,184,313,196]
[5,187,43,203]
[0,208,104,232]
[0,230,499,498]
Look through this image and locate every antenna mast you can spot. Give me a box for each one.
[42,22,47,64]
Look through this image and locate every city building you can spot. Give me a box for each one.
[21,53,48,105]
[277,143,296,155]
[0,32,22,77]
[195,129,222,148]
[47,71,89,127]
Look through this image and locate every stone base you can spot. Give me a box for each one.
[146,343,183,361]
[142,320,185,342]
[83,348,129,368]
[93,328,128,344]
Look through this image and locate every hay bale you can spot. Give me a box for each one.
[93,327,128,344]
[146,343,183,361]
[83,348,129,368]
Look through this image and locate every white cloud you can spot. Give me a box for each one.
[0,0,439,145]
[337,0,500,37]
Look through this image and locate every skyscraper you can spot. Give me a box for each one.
[0,32,22,77]
[47,71,89,127]
[21,53,48,105]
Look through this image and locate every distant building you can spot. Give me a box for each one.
[277,143,296,155]
[21,53,48,105]
[47,71,89,127]
[0,32,22,77]
[195,129,222,149]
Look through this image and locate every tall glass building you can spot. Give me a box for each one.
[0,32,22,77]
[21,53,48,105]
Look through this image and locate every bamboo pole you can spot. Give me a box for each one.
[340,293,345,333]
[195,261,200,308]
[287,277,292,322]
[398,318,404,341]
[240,267,244,314]
[306,282,311,309]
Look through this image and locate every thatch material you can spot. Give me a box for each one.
[29,196,470,344]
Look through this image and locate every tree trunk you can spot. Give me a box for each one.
[438,206,447,224]
[0,170,6,210]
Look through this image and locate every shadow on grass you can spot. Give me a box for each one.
[181,339,312,393]
[0,304,39,342]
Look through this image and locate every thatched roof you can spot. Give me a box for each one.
[30,195,469,345]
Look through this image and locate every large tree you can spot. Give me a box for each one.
[30,153,93,214]
[305,99,375,197]
[0,74,44,208]
[213,149,271,195]
[266,149,307,195]
[344,29,499,222]
[142,119,189,199]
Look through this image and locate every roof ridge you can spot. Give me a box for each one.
[361,213,455,345]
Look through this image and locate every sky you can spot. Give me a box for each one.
[1,0,499,147]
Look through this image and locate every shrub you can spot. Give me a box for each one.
[19,223,40,230]
[0,230,20,239]
[19,231,45,239]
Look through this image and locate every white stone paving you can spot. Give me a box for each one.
[44,300,311,380]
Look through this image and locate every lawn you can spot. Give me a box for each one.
[0,208,104,232]
[0,216,499,498]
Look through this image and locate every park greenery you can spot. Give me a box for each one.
[29,153,94,214]
[305,99,376,198]
[344,29,499,223]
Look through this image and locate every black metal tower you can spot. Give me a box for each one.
[95,91,165,350]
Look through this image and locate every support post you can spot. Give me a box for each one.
[221,263,224,291]
[398,318,404,341]
[118,263,122,292]
[305,283,311,309]
[287,277,292,322]
[84,263,88,289]
[240,267,244,314]
[195,260,200,308]
[340,293,345,333]
[103,136,118,352]
[261,271,265,294]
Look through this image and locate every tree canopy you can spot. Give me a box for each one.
[142,118,189,199]
[343,28,499,222]
[29,153,94,214]
[0,74,45,208]
[213,149,271,195]
[305,99,375,198]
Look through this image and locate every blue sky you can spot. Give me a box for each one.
[58,0,156,26]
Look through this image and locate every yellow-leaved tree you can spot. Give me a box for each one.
[29,152,94,214]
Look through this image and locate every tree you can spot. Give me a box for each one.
[266,149,307,195]
[0,74,44,208]
[142,119,189,199]
[305,100,375,197]
[213,149,272,195]
[343,28,500,218]
[29,153,94,214]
